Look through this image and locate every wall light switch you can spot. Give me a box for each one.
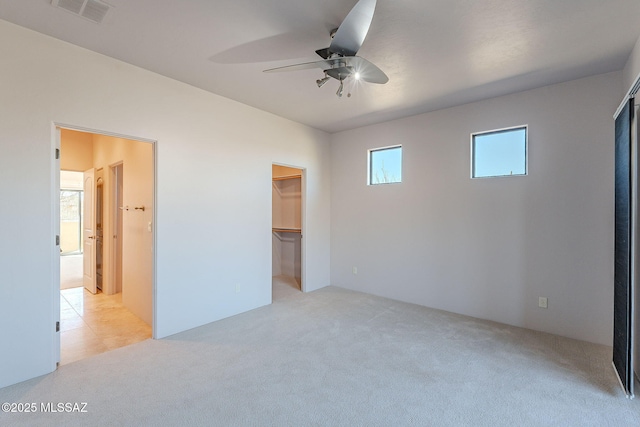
[352,267,358,275]
[538,297,548,309]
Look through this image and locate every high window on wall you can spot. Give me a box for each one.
[369,145,402,185]
[472,126,527,178]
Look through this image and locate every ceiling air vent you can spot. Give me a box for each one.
[52,0,111,24]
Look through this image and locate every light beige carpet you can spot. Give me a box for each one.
[272,274,301,300]
[1,286,639,426]
[60,255,83,290]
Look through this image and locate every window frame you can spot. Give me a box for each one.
[367,144,403,185]
[471,125,528,179]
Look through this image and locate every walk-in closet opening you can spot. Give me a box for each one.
[272,164,304,300]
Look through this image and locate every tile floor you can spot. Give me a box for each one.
[60,287,152,365]
[60,254,83,290]
[60,275,299,365]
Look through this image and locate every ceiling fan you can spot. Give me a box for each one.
[263,0,388,98]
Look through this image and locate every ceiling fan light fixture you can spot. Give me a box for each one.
[354,72,361,81]
[316,75,330,88]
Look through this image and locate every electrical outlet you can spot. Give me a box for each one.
[538,297,548,309]
[352,267,358,275]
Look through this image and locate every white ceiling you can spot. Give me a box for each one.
[1,0,639,133]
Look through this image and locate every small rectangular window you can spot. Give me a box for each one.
[472,126,527,178]
[369,145,402,185]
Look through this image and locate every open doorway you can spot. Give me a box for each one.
[57,127,154,365]
[272,164,304,300]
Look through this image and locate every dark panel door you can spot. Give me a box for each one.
[614,98,634,397]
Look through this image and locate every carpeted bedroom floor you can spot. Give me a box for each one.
[1,285,638,426]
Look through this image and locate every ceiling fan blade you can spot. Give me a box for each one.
[264,58,352,75]
[329,0,377,57]
[263,61,324,73]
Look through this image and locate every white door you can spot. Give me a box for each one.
[83,168,97,294]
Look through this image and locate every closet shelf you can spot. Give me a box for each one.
[272,174,301,181]
[272,227,301,233]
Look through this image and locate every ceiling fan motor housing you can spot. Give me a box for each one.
[326,66,353,81]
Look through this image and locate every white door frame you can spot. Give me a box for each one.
[52,123,158,364]
[52,126,61,367]
[272,162,307,293]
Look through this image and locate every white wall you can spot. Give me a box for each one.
[60,129,93,171]
[272,234,283,277]
[272,233,302,282]
[0,19,331,388]
[622,35,640,95]
[330,72,620,346]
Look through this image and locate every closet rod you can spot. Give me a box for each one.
[272,227,301,233]
[272,174,301,181]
